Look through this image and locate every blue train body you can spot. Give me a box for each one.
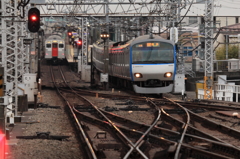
[93,34,176,94]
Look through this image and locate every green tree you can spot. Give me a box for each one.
[215,45,239,60]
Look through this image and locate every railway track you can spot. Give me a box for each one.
[49,64,240,158]
[50,65,162,158]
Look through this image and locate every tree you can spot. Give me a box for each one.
[215,45,239,60]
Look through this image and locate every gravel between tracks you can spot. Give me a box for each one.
[6,88,240,158]
[6,89,83,159]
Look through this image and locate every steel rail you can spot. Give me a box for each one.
[123,98,161,159]
[58,65,149,158]
[51,65,97,159]
[161,97,190,159]
[70,87,240,158]
[76,105,237,159]
[159,101,240,155]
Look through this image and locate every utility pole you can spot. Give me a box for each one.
[104,0,109,90]
[226,17,229,60]
[204,0,214,99]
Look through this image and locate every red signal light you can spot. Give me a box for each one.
[68,32,71,36]
[31,15,37,21]
[0,132,7,159]
[77,41,82,45]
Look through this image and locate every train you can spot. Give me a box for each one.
[45,33,66,64]
[92,34,177,94]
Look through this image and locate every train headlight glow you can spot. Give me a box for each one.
[164,72,172,78]
[134,73,142,78]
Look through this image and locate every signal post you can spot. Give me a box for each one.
[100,31,109,90]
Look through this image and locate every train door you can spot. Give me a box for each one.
[52,43,58,57]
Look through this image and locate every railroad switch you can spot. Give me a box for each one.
[16,132,70,141]
[94,131,107,139]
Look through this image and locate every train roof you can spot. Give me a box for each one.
[131,34,175,45]
[94,39,114,47]
[46,34,63,41]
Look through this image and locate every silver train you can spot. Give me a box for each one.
[45,34,65,64]
[92,34,177,94]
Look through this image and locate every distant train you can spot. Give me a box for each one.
[92,34,177,94]
[45,34,65,64]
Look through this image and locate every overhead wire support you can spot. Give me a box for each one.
[204,0,214,99]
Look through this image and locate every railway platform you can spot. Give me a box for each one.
[65,44,78,64]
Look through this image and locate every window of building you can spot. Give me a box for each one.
[189,17,198,24]
[195,51,198,56]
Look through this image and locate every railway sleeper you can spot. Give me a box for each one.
[115,100,135,105]
[164,108,206,114]
[37,103,61,109]
[186,140,240,158]
[103,106,118,111]
[97,143,122,150]
[217,124,240,138]
[182,145,234,159]
[161,113,184,129]
[16,132,70,141]
[212,144,240,157]
[153,144,177,159]
[119,105,150,111]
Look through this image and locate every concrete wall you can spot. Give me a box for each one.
[216,17,239,27]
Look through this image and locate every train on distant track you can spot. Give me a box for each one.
[92,34,177,95]
[45,33,66,64]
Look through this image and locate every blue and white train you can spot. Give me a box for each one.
[92,34,177,94]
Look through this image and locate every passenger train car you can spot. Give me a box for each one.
[45,34,65,64]
[92,34,177,94]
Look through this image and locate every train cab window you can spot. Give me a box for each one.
[52,43,58,48]
[132,42,174,64]
[46,44,51,48]
[59,44,64,48]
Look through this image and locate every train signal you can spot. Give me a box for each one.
[77,40,82,45]
[28,8,40,33]
[77,38,82,49]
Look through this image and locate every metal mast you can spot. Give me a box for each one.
[0,0,29,121]
[82,18,88,66]
[204,0,214,99]
[78,17,88,74]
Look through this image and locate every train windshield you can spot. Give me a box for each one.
[46,44,51,48]
[59,44,64,48]
[132,42,174,64]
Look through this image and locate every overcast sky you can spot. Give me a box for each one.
[31,0,240,17]
[182,0,240,17]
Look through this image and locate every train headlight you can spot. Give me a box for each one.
[164,72,172,78]
[134,73,142,78]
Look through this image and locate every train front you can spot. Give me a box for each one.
[130,36,176,94]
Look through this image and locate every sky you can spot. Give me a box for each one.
[182,0,240,16]
[30,0,240,17]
